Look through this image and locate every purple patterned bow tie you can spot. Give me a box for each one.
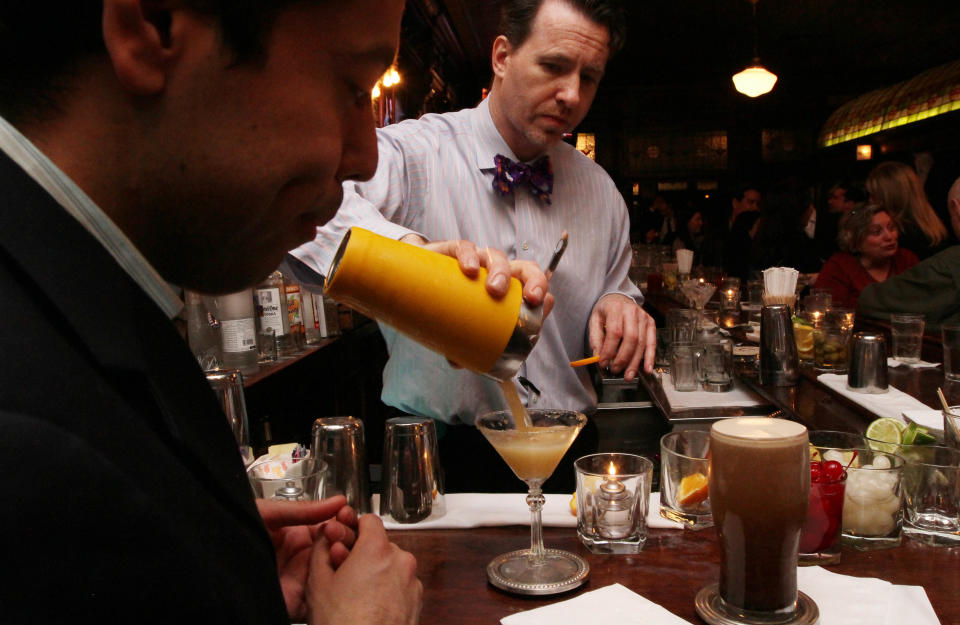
[492,154,553,204]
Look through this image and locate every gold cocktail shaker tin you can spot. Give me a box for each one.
[324,227,542,381]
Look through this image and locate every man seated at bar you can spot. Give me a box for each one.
[0,0,555,622]
[292,0,654,492]
[814,204,918,309]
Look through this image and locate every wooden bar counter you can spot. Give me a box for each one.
[390,522,960,624]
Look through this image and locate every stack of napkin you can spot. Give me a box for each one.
[817,373,931,421]
[499,568,940,625]
[372,492,683,530]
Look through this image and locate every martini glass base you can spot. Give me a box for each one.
[695,584,818,625]
[486,548,590,596]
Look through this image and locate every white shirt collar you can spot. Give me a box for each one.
[0,115,183,319]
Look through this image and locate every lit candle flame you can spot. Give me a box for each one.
[607,461,617,476]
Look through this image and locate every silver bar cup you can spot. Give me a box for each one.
[759,304,800,386]
[381,416,446,524]
[847,332,888,393]
[310,416,372,513]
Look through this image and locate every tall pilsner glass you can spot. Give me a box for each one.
[695,417,818,625]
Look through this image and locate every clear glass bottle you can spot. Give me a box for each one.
[255,271,296,358]
[210,289,259,375]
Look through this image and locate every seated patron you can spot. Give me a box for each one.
[814,205,918,309]
[672,204,705,264]
[866,160,950,259]
[857,246,960,330]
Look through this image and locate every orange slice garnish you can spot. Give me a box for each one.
[677,472,709,507]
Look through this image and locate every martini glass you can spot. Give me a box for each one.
[476,409,589,595]
[680,278,717,331]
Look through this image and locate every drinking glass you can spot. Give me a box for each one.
[476,409,588,595]
[696,418,818,625]
[813,308,854,372]
[662,262,679,291]
[841,449,904,550]
[206,368,254,466]
[696,338,734,392]
[660,431,712,529]
[901,445,960,546]
[942,324,960,381]
[247,455,326,501]
[680,278,716,332]
[945,405,960,451]
[666,309,698,352]
[890,313,925,364]
[799,431,865,565]
[670,343,698,391]
[792,312,818,364]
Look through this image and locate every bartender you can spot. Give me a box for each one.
[292,0,655,492]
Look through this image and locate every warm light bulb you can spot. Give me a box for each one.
[732,65,778,97]
[371,84,381,99]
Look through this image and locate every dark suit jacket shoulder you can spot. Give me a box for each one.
[0,152,289,623]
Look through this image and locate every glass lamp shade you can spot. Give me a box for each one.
[732,64,778,97]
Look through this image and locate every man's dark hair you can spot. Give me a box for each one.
[0,1,297,125]
[499,0,627,56]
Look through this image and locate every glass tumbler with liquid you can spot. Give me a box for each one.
[696,417,818,625]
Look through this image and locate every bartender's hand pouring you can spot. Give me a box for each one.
[403,234,554,318]
[588,294,657,380]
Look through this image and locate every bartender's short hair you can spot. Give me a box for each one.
[499,0,627,56]
[0,0,306,125]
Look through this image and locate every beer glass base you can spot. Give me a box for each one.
[797,549,841,566]
[695,584,818,625]
[486,549,589,596]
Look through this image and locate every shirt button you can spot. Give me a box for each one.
[521,241,529,250]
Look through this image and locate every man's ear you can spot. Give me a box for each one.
[491,35,513,80]
[102,0,175,96]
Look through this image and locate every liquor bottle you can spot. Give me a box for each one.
[210,288,259,375]
[281,271,306,353]
[314,292,341,337]
[255,271,296,358]
[302,285,321,345]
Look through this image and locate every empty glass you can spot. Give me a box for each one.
[890,313,925,364]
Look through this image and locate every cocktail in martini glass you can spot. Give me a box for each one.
[680,278,717,332]
[476,409,589,595]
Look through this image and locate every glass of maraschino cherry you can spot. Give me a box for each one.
[799,451,858,565]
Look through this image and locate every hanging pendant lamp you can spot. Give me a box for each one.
[732,0,777,97]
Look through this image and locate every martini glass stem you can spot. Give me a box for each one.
[526,484,546,565]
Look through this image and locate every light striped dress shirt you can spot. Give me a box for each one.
[0,115,182,319]
[291,96,642,424]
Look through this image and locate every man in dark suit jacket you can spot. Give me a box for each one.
[0,1,471,623]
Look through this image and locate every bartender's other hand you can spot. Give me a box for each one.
[256,496,354,621]
[422,239,554,318]
[588,294,656,380]
[307,514,422,625]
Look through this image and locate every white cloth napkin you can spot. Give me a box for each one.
[817,373,931,421]
[798,566,940,625]
[662,372,766,409]
[374,492,683,530]
[902,409,945,431]
[500,583,692,625]
[887,357,940,368]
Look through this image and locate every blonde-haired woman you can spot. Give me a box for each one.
[866,161,949,259]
